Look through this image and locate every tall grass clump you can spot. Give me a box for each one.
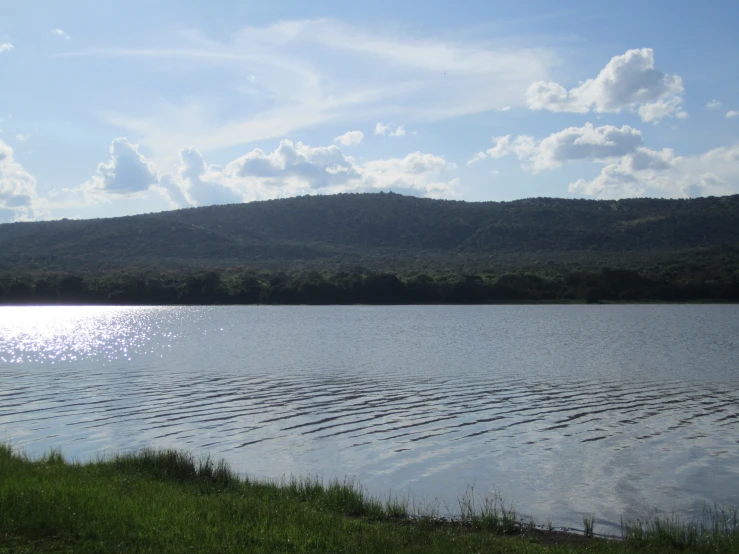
[283,475,377,518]
[583,514,595,537]
[622,504,739,551]
[105,447,237,488]
[283,475,410,520]
[457,486,519,534]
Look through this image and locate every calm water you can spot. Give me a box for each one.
[1,305,738,532]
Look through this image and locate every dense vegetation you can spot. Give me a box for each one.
[1,264,738,305]
[2,193,738,304]
[1,192,739,273]
[2,445,737,553]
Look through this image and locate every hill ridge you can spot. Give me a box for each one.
[2,192,739,273]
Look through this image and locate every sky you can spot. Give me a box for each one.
[1,0,738,222]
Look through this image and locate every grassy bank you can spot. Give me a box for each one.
[1,445,737,553]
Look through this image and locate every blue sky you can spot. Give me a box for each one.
[1,0,738,221]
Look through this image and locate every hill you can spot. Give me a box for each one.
[2,192,739,274]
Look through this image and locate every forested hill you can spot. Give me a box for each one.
[2,192,739,273]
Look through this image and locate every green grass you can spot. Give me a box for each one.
[621,505,739,551]
[1,444,737,553]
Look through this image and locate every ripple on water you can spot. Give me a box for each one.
[1,304,739,532]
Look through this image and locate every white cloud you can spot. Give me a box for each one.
[15,134,29,141]
[468,122,739,199]
[706,99,722,110]
[568,144,739,199]
[568,147,676,198]
[333,130,364,146]
[471,123,644,172]
[0,43,13,54]
[360,152,457,197]
[72,19,553,155]
[528,123,644,171]
[226,140,361,190]
[0,140,41,222]
[50,29,71,40]
[487,137,511,158]
[638,97,687,123]
[527,48,686,122]
[159,147,243,207]
[83,138,159,196]
[726,110,739,119]
[79,138,459,208]
[468,135,511,165]
[375,122,407,137]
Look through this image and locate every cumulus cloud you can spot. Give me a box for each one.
[360,152,457,197]
[568,147,678,198]
[0,140,40,222]
[526,123,644,171]
[526,48,686,122]
[375,123,407,137]
[0,43,13,54]
[706,100,722,110]
[84,138,159,196]
[50,29,71,40]
[564,139,739,199]
[226,140,362,189]
[95,138,461,208]
[469,123,644,172]
[727,111,739,119]
[469,122,739,199]
[568,144,739,199]
[159,147,243,208]
[333,130,364,146]
[467,135,512,165]
[638,97,688,122]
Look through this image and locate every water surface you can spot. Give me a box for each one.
[1,305,738,532]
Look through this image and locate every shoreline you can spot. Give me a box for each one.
[2,298,738,307]
[2,445,736,553]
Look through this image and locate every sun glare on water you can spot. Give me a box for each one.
[0,306,161,365]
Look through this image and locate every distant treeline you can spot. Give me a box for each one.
[1,268,738,305]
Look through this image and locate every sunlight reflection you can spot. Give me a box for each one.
[0,306,169,365]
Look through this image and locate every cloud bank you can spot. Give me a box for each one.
[470,123,739,199]
[66,137,459,211]
[470,123,644,172]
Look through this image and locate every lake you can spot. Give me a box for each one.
[1,305,738,533]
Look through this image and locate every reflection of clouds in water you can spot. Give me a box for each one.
[1,305,738,532]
